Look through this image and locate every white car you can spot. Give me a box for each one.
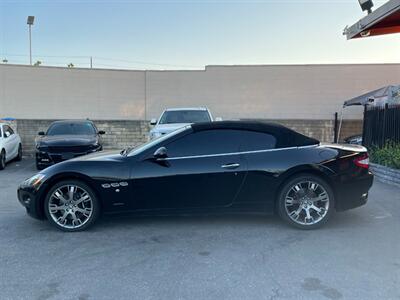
[149,107,220,140]
[0,123,22,170]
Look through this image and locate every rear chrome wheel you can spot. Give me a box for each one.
[45,180,99,232]
[278,175,334,229]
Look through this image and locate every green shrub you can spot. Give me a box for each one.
[369,141,400,169]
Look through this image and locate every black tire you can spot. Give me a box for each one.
[16,144,22,161]
[0,150,6,170]
[44,180,100,232]
[277,174,335,230]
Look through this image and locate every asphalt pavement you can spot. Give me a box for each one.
[0,158,399,300]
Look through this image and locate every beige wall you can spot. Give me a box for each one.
[0,65,145,120]
[1,63,400,120]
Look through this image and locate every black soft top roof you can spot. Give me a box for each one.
[191,121,319,148]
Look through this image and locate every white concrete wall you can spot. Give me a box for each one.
[1,63,400,120]
[0,65,145,120]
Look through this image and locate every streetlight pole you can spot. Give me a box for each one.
[29,25,32,65]
[27,16,35,65]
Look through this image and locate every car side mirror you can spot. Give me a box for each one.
[4,131,10,138]
[215,117,223,121]
[153,147,168,159]
[150,118,157,126]
[98,130,106,135]
[38,131,45,136]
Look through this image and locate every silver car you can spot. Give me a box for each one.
[149,107,218,140]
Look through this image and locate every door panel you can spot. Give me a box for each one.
[9,135,18,159]
[131,154,246,210]
[234,130,279,212]
[2,128,12,161]
[236,149,299,211]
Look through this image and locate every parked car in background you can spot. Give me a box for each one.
[18,121,373,232]
[35,120,105,170]
[344,134,363,145]
[0,123,22,170]
[149,107,219,140]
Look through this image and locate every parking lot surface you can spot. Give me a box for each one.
[0,158,399,300]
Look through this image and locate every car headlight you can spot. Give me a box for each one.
[22,173,46,190]
[88,143,102,152]
[90,143,101,149]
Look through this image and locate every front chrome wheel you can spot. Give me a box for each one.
[47,184,94,230]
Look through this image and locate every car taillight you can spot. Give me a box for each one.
[354,153,369,169]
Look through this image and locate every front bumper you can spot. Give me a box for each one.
[36,147,102,168]
[335,171,374,212]
[17,184,47,220]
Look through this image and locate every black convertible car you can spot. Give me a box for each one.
[35,120,105,170]
[18,121,373,231]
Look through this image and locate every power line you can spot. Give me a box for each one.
[3,53,92,59]
[1,53,203,69]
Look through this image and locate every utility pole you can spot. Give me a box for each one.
[27,16,35,65]
[90,56,93,68]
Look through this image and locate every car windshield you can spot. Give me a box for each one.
[47,122,96,135]
[159,110,211,124]
[127,126,189,156]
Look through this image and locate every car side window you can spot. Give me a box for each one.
[8,126,14,135]
[166,129,242,157]
[240,131,276,151]
[3,125,14,137]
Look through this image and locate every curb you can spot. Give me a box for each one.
[370,163,400,188]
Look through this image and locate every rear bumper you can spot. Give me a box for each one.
[335,171,374,212]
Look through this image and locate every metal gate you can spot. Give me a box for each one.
[363,104,400,148]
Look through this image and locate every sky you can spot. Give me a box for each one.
[0,0,399,69]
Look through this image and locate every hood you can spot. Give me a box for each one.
[68,150,122,162]
[36,135,98,147]
[151,123,190,134]
[38,150,126,177]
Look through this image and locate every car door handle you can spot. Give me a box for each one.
[221,163,240,169]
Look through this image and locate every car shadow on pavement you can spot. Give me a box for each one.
[96,213,284,230]
[12,208,373,238]
[18,206,372,233]
[88,210,369,233]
